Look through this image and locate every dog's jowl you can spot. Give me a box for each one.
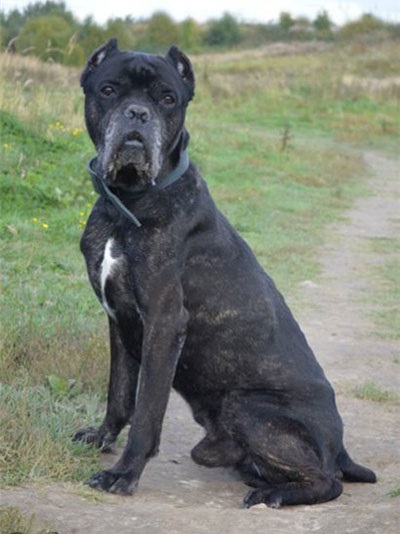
[73,39,376,507]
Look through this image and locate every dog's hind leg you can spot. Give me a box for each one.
[220,391,343,507]
[243,476,343,508]
[73,319,140,452]
[191,434,246,467]
[187,395,246,467]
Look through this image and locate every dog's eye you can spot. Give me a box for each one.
[100,85,115,97]
[162,94,175,106]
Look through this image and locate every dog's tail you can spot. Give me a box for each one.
[336,447,377,483]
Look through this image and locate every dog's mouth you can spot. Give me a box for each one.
[113,130,149,177]
[124,131,145,149]
[97,129,161,190]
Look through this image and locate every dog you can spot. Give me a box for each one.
[73,39,376,508]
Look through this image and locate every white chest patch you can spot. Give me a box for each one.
[100,238,120,320]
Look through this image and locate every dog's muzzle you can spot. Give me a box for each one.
[96,106,163,184]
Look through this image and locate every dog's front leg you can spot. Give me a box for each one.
[73,319,141,452]
[88,281,188,494]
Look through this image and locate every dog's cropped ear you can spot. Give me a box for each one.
[81,39,119,87]
[166,45,195,100]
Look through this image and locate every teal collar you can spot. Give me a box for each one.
[88,150,189,227]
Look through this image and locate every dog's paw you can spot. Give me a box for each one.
[243,488,282,509]
[87,469,138,495]
[72,426,117,453]
[72,427,99,445]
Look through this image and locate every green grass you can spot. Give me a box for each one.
[388,486,400,498]
[0,380,104,486]
[352,380,398,403]
[0,41,399,489]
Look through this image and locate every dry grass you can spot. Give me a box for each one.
[193,40,400,103]
[0,52,82,131]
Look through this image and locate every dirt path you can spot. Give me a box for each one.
[1,151,399,533]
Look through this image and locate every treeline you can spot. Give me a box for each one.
[1,1,400,65]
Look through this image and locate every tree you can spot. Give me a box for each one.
[1,8,25,49]
[145,11,179,50]
[313,10,333,32]
[105,17,136,51]
[205,12,241,47]
[23,1,75,26]
[77,16,108,61]
[0,1,77,52]
[16,15,74,62]
[279,12,294,32]
[179,18,202,51]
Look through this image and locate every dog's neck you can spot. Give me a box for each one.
[87,148,190,227]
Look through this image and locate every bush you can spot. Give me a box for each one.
[339,14,388,41]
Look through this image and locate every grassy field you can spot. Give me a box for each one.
[1,39,400,498]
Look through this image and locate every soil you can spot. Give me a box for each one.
[1,151,399,533]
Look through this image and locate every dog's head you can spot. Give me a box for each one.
[81,39,195,189]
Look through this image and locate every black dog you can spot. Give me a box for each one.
[74,39,376,508]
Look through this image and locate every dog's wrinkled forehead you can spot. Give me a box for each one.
[81,41,195,102]
[126,53,160,81]
[109,53,171,83]
[87,54,167,87]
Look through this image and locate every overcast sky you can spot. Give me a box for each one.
[3,0,400,25]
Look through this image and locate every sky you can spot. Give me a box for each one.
[3,0,400,26]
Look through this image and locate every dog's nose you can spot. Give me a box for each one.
[124,104,150,123]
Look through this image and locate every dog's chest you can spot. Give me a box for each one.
[95,237,131,320]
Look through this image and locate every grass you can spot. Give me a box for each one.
[189,116,366,291]
[193,41,400,148]
[388,486,400,498]
[373,259,400,340]
[0,51,82,134]
[0,507,36,534]
[366,237,400,341]
[0,40,399,489]
[0,505,60,534]
[0,380,104,486]
[352,380,398,403]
